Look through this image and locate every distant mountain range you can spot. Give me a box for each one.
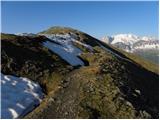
[101,34,159,64]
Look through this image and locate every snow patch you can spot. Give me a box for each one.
[73,40,94,52]
[43,41,84,66]
[42,34,85,66]
[1,73,44,119]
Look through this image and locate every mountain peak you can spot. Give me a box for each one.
[39,26,80,35]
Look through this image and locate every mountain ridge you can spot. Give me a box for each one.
[1,26,159,119]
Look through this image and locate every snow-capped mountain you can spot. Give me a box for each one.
[101,36,113,44]
[111,34,140,45]
[101,34,159,52]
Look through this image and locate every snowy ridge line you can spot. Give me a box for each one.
[72,40,94,52]
[1,73,44,119]
[111,34,157,44]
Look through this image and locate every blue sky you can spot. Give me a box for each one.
[1,1,159,38]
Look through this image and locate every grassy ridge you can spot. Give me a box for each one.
[1,27,159,118]
[40,26,158,74]
[26,45,158,118]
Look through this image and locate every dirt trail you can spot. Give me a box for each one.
[25,66,94,119]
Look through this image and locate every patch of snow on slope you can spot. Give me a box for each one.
[42,34,85,66]
[1,73,44,119]
[43,41,84,66]
[73,40,94,52]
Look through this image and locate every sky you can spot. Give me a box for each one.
[1,1,159,39]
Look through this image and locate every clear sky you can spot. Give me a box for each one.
[1,1,159,39]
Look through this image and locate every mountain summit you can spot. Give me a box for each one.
[1,27,159,119]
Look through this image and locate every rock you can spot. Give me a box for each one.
[139,110,151,118]
[48,97,55,102]
[135,89,141,95]
[125,101,133,107]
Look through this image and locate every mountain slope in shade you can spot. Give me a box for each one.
[1,27,159,119]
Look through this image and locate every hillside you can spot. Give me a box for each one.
[1,27,159,119]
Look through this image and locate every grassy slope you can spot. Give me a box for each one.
[39,26,158,74]
[26,45,158,119]
[1,28,159,118]
[1,33,72,94]
[97,40,158,74]
[133,49,159,65]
